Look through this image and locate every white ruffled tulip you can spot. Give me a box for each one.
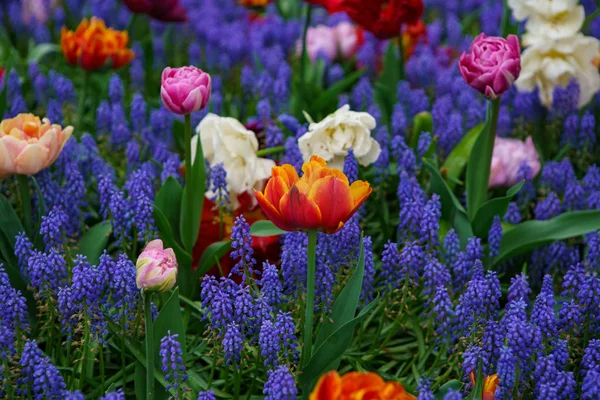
[516,34,600,108]
[523,5,585,42]
[193,114,276,209]
[508,0,579,21]
[298,105,381,171]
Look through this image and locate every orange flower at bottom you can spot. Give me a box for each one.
[470,372,499,400]
[254,155,372,234]
[310,371,416,400]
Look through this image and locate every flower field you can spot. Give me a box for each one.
[2,0,600,399]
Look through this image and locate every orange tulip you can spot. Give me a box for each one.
[254,156,372,234]
[310,371,416,400]
[239,0,271,6]
[61,18,135,71]
[470,372,499,400]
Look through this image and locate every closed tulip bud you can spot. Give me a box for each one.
[459,33,521,100]
[161,66,212,115]
[136,240,178,293]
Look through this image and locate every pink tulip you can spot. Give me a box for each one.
[489,136,540,188]
[0,114,73,178]
[300,25,339,62]
[459,33,521,100]
[161,66,211,115]
[334,22,362,59]
[136,239,178,293]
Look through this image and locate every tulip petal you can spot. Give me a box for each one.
[255,189,296,232]
[348,180,372,216]
[272,164,299,188]
[14,143,50,175]
[264,176,290,210]
[340,372,385,395]
[279,185,322,231]
[309,371,342,400]
[308,176,354,233]
[0,139,15,177]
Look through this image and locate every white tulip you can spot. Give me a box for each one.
[298,105,381,171]
[192,114,276,210]
[508,0,579,21]
[523,5,585,43]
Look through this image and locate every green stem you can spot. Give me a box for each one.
[17,175,32,236]
[77,71,90,134]
[256,146,286,157]
[143,291,155,400]
[397,33,405,81]
[583,8,600,30]
[126,13,138,37]
[301,229,318,399]
[500,0,511,36]
[299,4,313,109]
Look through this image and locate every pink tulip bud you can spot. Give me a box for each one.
[459,33,521,100]
[136,239,178,293]
[489,136,540,189]
[161,66,211,115]
[297,25,338,62]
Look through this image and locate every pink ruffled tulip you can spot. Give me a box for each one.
[459,33,521,100]
[301,25,339,62]
[161,66,212,115]
[0,114,73,178]
[334,22,362,59]
[136,239,178,293]
[489,136,540,189]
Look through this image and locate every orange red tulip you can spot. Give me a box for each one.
[470,372,499,400]
[60,18,135,71]
[254,155,372,234]
[310,371,416,400]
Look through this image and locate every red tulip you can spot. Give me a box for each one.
[123,0,187,23]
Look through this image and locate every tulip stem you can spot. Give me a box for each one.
[301,229,318,397]
[17,175,32,235]
[256,146,285,157]
[183,113,194,250]
[397,32,405,81]
[77,71,90,134]
[299,4,313,109]
[143,291,155,400]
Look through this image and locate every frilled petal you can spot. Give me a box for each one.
[279,185,322,230]
[272,164,300,188]
[255,189,296,232]
[348,180,372,215]
[14,143,50,175]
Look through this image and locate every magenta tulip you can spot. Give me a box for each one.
[123,0,187,22]
[459,33,521,100]
[161,66,212,115]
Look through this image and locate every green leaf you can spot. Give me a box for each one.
[423,159,473,247]
[411,112,433,149]
[470,364,484,400]
[374,41,400,124]
[77,222,112,265]
[466,100,498,221]
[300,298,379,387]
[154,206,193,296]
[190,240,232,298]
[471,181,524,239]
[137,288,187,400]
[180,129,206,252]
[441,124,484,189]
[311,234,366,374]
[495,210,600,265]
[434,380,462,400]
[311,69,366,114]
[155,177,183,244]
[249,220,286,237]
[27,43,59,62]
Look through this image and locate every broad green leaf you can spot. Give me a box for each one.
[495,210,600,265]
[191,240,232,298]
[312,234,365,374]
[374,41,400,125]
[471,181,524,239]
[434,380,462,400]
[466,101,495,221]
[411,112,433,149]
[180,130,206,253]
[155,177,183,243]
[154,206,192,296]
[441,124,484,189]
[300,298,379,388]
[0,193,24,267]
[77,222,112,265]
[27,43,59,62]
[249,220,286,237]
[423,159,473,247]
[312,69,366,115]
